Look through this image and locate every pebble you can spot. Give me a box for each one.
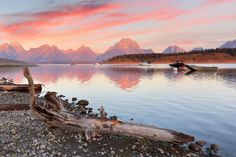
[157,148,164,154]
[186,153,199,157]
[83,143,88,147]
[100,151,106,155]
[10,129,16,135]
[188,143,202,152]
[72,97,77,101]
[195,140,206,147]
[0,93,219,157]
[210,144,220,153]
[40,144,46,149]
[110,150,115,155]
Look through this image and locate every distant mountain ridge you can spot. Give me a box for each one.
[162,45,186,54]
[220,39,236,48]
[0,42,97,63]
[96,38,154,62]
[0,38,235,63]
[25,45,70,63]
[0,42,26,60]
[64,46,97,63]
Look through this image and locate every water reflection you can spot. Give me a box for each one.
[100,67,157,90]
[31,65,96,83]
[1,65,236,90]
[1,64,236,156]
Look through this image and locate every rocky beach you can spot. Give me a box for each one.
[0,91,221,157]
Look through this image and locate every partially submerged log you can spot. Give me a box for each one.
[23,67,194,144]
[0,84,42,93]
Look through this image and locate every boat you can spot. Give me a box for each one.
[70,63,77,66]
[169,62,186,70]
[94,63,101,66]
[0,84,42,93]
[139,61,152,66]
[186,65,218,71]
[169,61,218,71]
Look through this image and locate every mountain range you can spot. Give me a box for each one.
[162,45,186,54]
[192,47,204,51]
[96,38,154,62]
[220,39,236,48]
[0,38,235,63]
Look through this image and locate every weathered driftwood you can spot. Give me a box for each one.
[23,67,194,144]
[0,104,30,111]
[0,84,42,93]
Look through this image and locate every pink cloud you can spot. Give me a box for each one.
[0,2,122,37]
[205,0,235,5]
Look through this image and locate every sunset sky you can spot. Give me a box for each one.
[0,0,236,53]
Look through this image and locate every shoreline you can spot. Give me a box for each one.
[102,61,236,65]
[0,64,38,67]
[0,92,221,157]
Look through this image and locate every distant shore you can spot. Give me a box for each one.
[102,60,236,64]
[103,50,236,65]
[0,64,37,67]
[0,58,37,67]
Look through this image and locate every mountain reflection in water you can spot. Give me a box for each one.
[1,65,236,90]
[1,64,236,156]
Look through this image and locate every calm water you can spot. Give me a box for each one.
[1,64,236,156]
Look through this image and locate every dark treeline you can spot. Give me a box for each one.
[104,48,236,63]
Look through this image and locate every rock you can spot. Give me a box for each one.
[82,143,88,147]
[10,129,16,135]
[210,144,220,153]
[186,153,199,157]
[72,97,77,101]
[80,108,87,114]
[131,145,136,149]
[110,150,115,155]
[157,148,164,154]
[109,116,117,120]
[77,100,89,106]
[195,140,206,147]
[88,108,93,113]
[188,143,201,152]
[40,144,46,149]
[58,94,65,98]
[100,151,106,155]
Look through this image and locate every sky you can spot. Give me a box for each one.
[0,0,236,53]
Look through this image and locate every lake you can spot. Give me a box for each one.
[1,64,236,156]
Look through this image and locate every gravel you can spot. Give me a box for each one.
[0,111,211,157]
[0,92,219,157]
[0,92,30,105]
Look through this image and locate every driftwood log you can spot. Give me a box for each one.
[0,84,42,93]
[23,67,194,144]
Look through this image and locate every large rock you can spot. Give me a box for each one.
[77,100,89,107]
